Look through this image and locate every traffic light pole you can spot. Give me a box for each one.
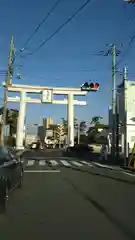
[111,45,117,158]
[0,36,14,145]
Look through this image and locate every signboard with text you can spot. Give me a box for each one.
[41,89,53,103]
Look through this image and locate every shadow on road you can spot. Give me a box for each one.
[22,149,64,158]
[64,178,135,240]
[61,165,135,185]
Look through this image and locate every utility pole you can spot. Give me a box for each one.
[97,44,121,158]
[123,66,128,166]
[0,36,15,145]
[111,44,117,158]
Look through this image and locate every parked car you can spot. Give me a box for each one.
[0,145,24,213]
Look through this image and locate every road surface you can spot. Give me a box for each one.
[0,149,135,240]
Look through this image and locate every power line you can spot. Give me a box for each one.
[115,5,135,66]
[21,0,62,50]
[28,0,93,56]
[116,31,135,67]
[15,0,62,75]
[123,2,135,26]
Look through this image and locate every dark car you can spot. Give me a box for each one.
[67,144,93,154]
[0,145,24,213]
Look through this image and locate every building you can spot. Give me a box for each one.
[43,117,53,138]
[25,134,37,145]
[109,80,135,153]
[43,117,53,129]
[37,117,54,141]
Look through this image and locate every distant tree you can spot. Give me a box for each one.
[61,118,68,135]
[74,118,78,130]
[7,109,19,136]
[80,121,87,134]
[61,117,79,133]
[87,116,104,143]
[0,107,19,136]
[90,116,103,126]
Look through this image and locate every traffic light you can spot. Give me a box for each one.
[81,82,99,92]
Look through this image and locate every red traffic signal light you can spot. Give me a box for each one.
[89,82,100,91]
[81,82,100,92]
[94,83,99,89]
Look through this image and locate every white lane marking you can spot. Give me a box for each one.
[71,161,83,167]
[39,160,46,166]
[27,160,35,166]
[49,160,58,166]
[80,161,93,167]
[60,160,71,167]
[24,170,60,173]
[123,171,135,177]
[93,163,110,168]
[93,162,119,170]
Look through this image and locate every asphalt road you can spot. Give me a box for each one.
[0,149,135,240]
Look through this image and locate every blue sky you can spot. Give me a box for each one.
[0,0,135,133]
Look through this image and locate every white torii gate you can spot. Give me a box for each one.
[5,84,87,150]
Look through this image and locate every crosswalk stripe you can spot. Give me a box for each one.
[39,160,46,166]
[80,161,93,167]
[71,161,83,167]
[49,160,58,166]
[60,160,71,166]
[27,160,35,166]
[25,159,94,168]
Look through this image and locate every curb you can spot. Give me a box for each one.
[121,166,135,172]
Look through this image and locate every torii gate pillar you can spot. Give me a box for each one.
[68,94,74,147]
[16,91,26,150]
